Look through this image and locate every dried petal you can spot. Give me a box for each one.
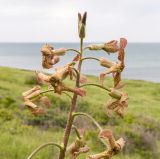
[22,86,41,100]
[103,40,119,53]
[41,44,53,55]
[36,72,50,84]
[120,38,127,49]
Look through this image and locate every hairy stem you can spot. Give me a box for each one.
[58,38,84,159]
[27,142,63,159]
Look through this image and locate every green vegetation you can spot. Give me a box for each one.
[0,66,160,159]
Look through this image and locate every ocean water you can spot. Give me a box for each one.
[0,43,160,82]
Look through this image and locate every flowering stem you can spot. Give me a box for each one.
[58,38,84,159]
[80,83,111,92]
[81,57,100,62]
[72,112,102,131]
[66,48,81,55]
[27,142,63,159]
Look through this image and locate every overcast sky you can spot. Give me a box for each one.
[0,0,160,42]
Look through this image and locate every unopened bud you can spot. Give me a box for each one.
[99,58,115,68]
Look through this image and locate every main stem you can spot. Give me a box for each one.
[58,38,83,159]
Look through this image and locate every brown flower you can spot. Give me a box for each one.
[49,63,75,83]
[67,130,89,159]
[107,88,128,118]
[41,44,60,69]
[88,130,125,159]
[103,40,119,53]
[22,86,46,116]
[99,58,122,84]
[22,86,41,100]
[36,72,50,84]
[24,100,45,116]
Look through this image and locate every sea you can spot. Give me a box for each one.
[0,43,160,83]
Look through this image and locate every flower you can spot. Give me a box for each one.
[78,12,87,38]
[68,138,89,158]
[107,88,128,118]
[22,86,41,100]
[87,40,119,54]
[52,82,86,97]
[24,100,45,116]
[36,72,50,84]
[41,44,60,69]
[99,58,122,84]
[50,63,75,83]
[103,40,119,53]
[22,86,46,116]
[67,129,89,159]
[88,130,125,159]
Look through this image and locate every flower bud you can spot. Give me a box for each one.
[109,89,122,99]
[99,58,115,68]
[78,12,87,39]
[88,44,104,50]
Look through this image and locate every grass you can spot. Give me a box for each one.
[0,66,160,159]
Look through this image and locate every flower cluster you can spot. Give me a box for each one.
[22,12,129,159]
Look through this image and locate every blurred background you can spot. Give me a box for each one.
[0,0,160,159]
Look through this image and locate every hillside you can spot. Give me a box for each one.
[0,66,160,159]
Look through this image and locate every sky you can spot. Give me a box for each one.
[0,0,160,42]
